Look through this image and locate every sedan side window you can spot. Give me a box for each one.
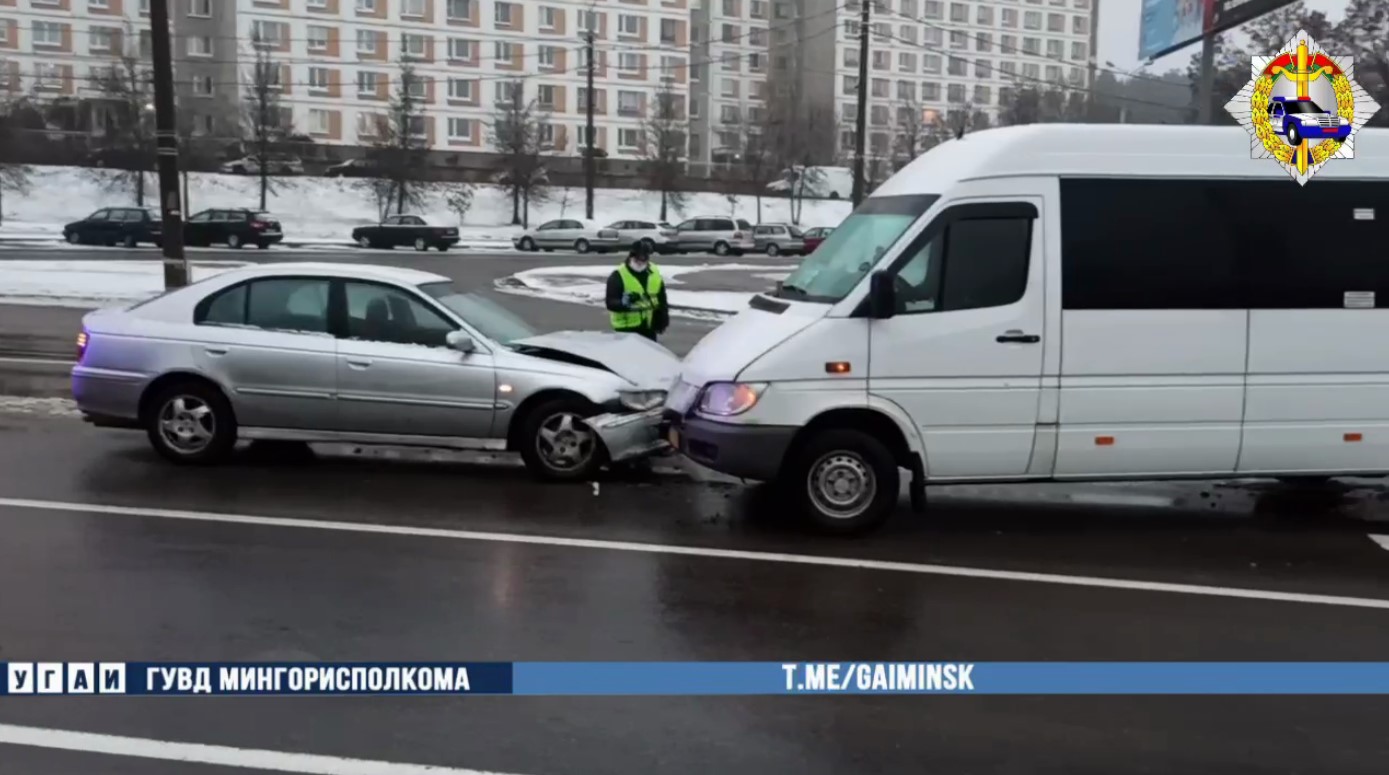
[188,211,212,223]
[537,221,558,231]
[245,278,331,334]
[89,209,111,221]
[344,282,456,348]
[195,284,248,326]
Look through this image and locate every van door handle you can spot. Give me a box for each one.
[996,331,1040,344]
[204,347,228,356]
[346,358,373,369]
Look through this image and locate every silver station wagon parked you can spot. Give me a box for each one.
[72,263,675,480]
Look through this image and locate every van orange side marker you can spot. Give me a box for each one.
[1095,436,1115,446]
[825,362,851,374]
[1345,432,1363,442]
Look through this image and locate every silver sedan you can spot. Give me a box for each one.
[71,262,675,480]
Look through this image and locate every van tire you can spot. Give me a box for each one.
[713,241,731,256]
[788,428,899,534]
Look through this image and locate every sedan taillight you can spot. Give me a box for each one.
[76,330,89,361]
[733,232,745,240]
[250,221,267,230]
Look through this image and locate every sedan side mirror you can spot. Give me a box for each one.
[446,331,475,353]
[868,270,896,320]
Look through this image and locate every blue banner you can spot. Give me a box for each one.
[1139,0,1211,60]
[10,662,1389,696]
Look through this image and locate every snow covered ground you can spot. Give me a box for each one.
[0,166,852,247]
[499,263,798,318]
[0,260,245,308]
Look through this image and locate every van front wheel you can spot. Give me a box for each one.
[789,428,900,534]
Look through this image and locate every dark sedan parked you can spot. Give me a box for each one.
[352,215,460,251]
[63,207,163,248]
[184,209,284,250]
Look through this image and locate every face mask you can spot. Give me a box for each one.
[629,259,649,271]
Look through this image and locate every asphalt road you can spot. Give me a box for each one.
[2,415,1389,773]
[6,245,1389,773]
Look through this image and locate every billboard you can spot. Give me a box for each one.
[1139,0,1297,61]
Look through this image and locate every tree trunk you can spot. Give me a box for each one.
[182,169,190,214]
[511,183,521,225]
[258,166,268,212]
[136,171,145,206]
[755,192,762,223]
[522,186,530,229]
[394,179,405,215]
[659,192,668,222]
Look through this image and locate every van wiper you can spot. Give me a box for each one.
[777,283,809,297]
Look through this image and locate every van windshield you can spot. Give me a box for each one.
[772,195,938,302]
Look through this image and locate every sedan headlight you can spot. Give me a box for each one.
[619,389,667,411]
[697,382,767,416]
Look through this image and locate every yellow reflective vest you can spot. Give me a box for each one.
[610,264,664,331]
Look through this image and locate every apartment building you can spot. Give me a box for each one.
[686,0,774,166]
[0,0,240,137]
[234,0,691,158]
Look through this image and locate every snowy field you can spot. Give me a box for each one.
[0,166,852,247]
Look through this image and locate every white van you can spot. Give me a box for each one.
[664,124,1389,533]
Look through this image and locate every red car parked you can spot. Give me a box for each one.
[801,226,834,253]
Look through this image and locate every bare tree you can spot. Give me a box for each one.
[1335,0,1389,125]
[488,79,547,227]
[0,91,32,224]
[88,25,155,205]
[738,118,771,224]
[243,31,293,211]
[998,85,1088,126]
[358,46,432,217]
[638,84,688,222]
[443,182,475,224]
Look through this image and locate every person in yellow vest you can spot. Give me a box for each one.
[605,241,669,341]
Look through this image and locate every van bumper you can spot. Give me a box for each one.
[672,415,796,482]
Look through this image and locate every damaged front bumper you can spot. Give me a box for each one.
[584,407,668,463]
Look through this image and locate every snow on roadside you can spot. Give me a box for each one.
[0,166,852,246]
[0,396,80,417]
[0,260,246,308]
[497,263,797,318]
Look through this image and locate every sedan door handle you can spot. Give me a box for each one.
[204,347,228,356]
[996,330,1040,344]
[346,358,373,369]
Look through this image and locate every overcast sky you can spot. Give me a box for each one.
[1099,0,1346,74]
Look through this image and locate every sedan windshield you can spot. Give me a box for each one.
[419,282,538,345]
[773,195,938,303]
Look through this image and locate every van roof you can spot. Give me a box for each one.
[872,124,1389,198]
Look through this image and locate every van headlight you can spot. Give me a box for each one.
[618,389,667,411]
[697,382,767,416]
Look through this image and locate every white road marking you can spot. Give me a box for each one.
[1068,493,1177,508]
[0,356,73,367]
[0,723,526,774]
[2,496,1388,611]
[1369,535,1389,552]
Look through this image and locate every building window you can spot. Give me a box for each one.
[34,22,64,48]
[188,36,212,57]
[841,74,858,95]
[447,0,472,20]
[922,82,940,100]
[494,41,515,60]
[1073,15,1089,34]
[448,117,473,140]
[871,77,888,98]
[578,10,599,33]
[406,74,427,98]
[448,78,473,101]
[721,0,736,15]
[975,58,991,77]
[922,54,941,73]
[357,71,379,96]
[619,14,641,36]
[449,38,474,60]
[34,63,64,89]
[307,26,330,52]
[721,78,738,97]
[898,24,917,43]
[89,28,114,53]
[538,45,558,68]
[401,0,426,17]
[357,0,377,11]
[495,80,519,104]
[896,80,915,101]
[540,7,560,29]
[1024,10,1041,29]
[252,21,286,47]
[748,52,764,71]
[188,0,211,17]
[1071,41,1088,61]
[618,127,640,149]
[720,105,738,123]
[407,116,427,138]
[495,2,515,26]
[947,83,965,102]
[1022,36,1040,54]
[192,75,213,96]
[537,84,557,108]
[949,30,967,49]
[618,52,640,73]
[1047,12,1065,32]
[660,18,678,44]
[870,104,888,126]
[402,33,427,59]
[1046,39,1063,58]
[309,67,331,94]
[88,0,109,9]
[357,30,378,54]
[309,109,331,135]
[1002,8,1018,27]
[974,84,991,103]
[750,0,767,18]
[722,23,738,43]
[617,90,642,116]
[976,32,992,52]
[898,52,916,71]
[357,113,381,136]
[947,57,966,76]
[949,1,966,21]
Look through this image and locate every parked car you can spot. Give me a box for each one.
[596,220,678,253]
[670,216,756,256]
[325,158,377,178]
[63,207,163,248]
[801,226,834,253]
[513,219,620,253]
[353,215,461,252]
[185,209,284,249]
[71,263,675,480]
[751,223,807,256]
[221,155,305,175]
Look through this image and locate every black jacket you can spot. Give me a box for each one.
[605,264,670,332]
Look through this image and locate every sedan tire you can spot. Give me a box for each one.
[414,237,429,252]
[518,236,536,251]
[518,397,607,482]
[766,243,781,256]
[575,239,591,254]
[122,234,139,248]
[65,231,82,245]
[357,236,374,249]
[145,380,238,465]
[227,234,243,249]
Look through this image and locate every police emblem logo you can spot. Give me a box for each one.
[1225,29,1381,186]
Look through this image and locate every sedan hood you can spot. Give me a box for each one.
[511,330,680,390]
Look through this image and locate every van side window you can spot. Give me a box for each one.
[886,214,1033,314]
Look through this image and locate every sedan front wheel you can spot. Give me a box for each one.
[518,398,606,482]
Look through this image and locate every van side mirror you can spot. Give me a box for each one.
[868,271,896,320]
[446,331,475,353]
